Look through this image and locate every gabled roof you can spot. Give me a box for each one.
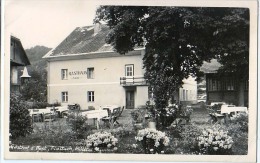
[10,36,31,66]
[44,24,116,58]
[200,59,222,73]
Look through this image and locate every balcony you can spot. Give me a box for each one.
[120,76,148,86]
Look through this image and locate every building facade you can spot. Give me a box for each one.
[10,36,31,92]
[201,59,248,106]
[43,24,197,109]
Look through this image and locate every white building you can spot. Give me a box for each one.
[43,23,197,110]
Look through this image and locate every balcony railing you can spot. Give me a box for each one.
[120,76,148,86]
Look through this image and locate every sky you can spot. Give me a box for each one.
[5,0,99,49]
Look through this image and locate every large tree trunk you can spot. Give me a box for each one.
[237,81,245,106]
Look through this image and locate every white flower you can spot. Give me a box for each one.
[94,147,99,151]
[113,147,118,151]
[213,147,218,151]
[154,141,160,147]
[161,151,165,154]
[150,149,154,152]
[107,144,112,148]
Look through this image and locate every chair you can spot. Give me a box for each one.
[118,106,125,117]
[32,114,43,123]
[44,113,55,122]
[101,107,120,128]
[112,107,121,125]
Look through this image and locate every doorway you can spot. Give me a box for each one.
[126,91,135,109]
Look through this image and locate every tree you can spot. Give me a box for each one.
[10,93,33,139]
[20,68,47,102]
[96,7,249,110]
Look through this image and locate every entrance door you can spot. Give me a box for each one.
[126,91,135,109]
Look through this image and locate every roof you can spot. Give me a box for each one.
[200,59,222,73]
[44,24,118,58]
[10,36,31,66]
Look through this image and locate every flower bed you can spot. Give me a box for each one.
[135,128,170,154]
[85,131,118,152]
[197,127,233,154]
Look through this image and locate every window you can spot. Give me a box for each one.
[208,78,221,91]
[61,69,68,80]
[223,79,235,91]
[62,92,68,102]
[87,67,94,79]
[88,91,94,102]
[183,89,186,101]
[186,90,188,101]
[125,64,134,77]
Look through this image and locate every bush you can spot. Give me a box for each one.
[10,93,33,139]
[229,113,248,133]
[66,111,90,139]
[131,109,146,124]
[105,125,134,138]
[135,128,170,154]
[11,124,77,147]
[197,127,233,155]
[85,131,118,152]
[173,124,202,153]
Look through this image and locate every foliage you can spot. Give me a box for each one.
[229,113,248,133]
[10,93,33,139]
[25,45,51,65]
[66,111,90,139]
[135,128,170,154]
[28,101,61,109]
[85,131,118,152]
[20,68,47,102]
[157,104,179,127]
[19,46,51,102]
[96,6,249,115]
[12,121,77,147]
[131,109,146,123]
[197,127,233,155]
[105,126,134,138]
[173,125,202,153]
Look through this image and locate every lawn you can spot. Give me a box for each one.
[10,103,248,155]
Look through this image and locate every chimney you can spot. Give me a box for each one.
[94,22,101,36]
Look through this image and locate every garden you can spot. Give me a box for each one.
[9,94,248,155]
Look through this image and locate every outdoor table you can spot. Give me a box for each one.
[220,105,248,114]
[81,110,108,129]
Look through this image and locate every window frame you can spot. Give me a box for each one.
[61,69,68,80]
[87,67,95,79]
[125,64,134,77]
[87,91,95,102]
[61,91,68,103]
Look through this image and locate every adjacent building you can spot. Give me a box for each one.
[43,23,197,110]
[201,59,248,106]
[10,36,31,92]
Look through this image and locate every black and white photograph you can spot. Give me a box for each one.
[3,0,257,162]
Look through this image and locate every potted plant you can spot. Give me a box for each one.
[131,109,146,130]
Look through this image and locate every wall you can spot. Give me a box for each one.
[135,86,149,108]
[47,51,149,109]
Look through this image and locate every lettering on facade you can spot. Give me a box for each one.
[69,70,87,79]
[69,71,87,76]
